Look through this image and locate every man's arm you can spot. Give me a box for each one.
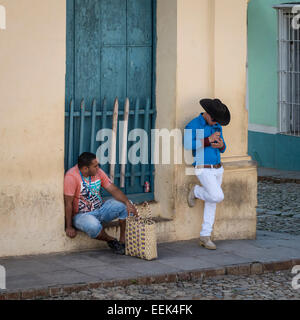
[104,184,138,216]
[64,195,77,238]
[219,140,226,153]
[185,120,217,150]
[184,118,206,151]
[219,130,226,153]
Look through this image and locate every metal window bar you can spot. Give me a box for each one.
[65,97,156,202]
[277,8,300,136]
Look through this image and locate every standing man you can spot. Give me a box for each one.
[184,99,230,250]
[64,152,138,255]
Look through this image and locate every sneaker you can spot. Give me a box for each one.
[107,239,125,255]
[120,242,125,249]
[120,242,125,251]
[187,185,196,207]
[199,236,217,250]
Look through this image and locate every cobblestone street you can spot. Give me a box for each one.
[37,179,300,300]
[256,180,300,236]
[44,270,300,300]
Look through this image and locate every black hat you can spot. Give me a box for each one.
[199,98,231,126]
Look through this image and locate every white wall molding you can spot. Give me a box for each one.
[248,123,278,135]
[0,5,6,30]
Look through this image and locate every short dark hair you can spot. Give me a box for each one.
[78,152,97,169]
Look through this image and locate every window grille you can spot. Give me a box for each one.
[275,5,300,136]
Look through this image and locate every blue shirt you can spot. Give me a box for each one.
[184,113,227,166]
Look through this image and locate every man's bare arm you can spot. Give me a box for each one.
[64,195,77,238]
[104,184,138,216]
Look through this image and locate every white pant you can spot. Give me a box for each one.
[194,166,224,237]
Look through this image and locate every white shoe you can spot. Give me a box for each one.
[199,236,217,250]
[187,185,196,207]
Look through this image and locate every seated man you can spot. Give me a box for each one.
[64,152,138,255]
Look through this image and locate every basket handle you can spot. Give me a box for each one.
[128,201,153,223]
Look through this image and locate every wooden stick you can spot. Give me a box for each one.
[110,97,119,182]
[120,98,129,188]
[90,99,97,153]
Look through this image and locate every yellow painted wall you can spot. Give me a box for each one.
[156,0,257,241]
[0,0,67,256]
[176,0,249,158]
[0,0,256,258]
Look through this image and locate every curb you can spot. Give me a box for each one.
[258,176,300,184]
[1,258,300,300]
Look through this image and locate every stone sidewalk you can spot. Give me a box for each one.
[258,167,300,182]
[0,230,300,299]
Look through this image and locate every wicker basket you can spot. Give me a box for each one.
[125,202,157,261]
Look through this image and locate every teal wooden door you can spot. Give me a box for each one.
[65,0,156,202]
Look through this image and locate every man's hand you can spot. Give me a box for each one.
[208,132,221,143]
[126,200,138,217]
[211,137,224,149]
[66,227,77,238]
